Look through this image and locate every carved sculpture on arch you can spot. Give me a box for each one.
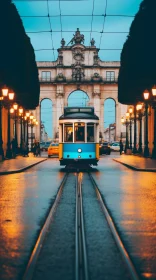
[92,91,101,97]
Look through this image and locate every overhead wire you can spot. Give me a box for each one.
[35,48,122,51]
[27,31,129,34]
[20,14,135,18]
[13,0,130,133]
[87,0,95,65]
[99,0,108,50]
[89,0,95,43]
[13,1,135,59]
[46,0,55,60]
[58,0,63,40]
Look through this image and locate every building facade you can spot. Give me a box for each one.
[33,28,127,142]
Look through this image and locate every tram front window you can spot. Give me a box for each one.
[64,124,73,142]
[75,123,85,142]
[87,123,94,142]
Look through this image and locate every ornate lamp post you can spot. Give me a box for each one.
[143,90,150,157]
[6,91,15,158]
[136,103,143,154]
[143,86,156,158]
[25,112,30,151]
[0,86,15,160]
[151,86,156,158]
[18,107,24,152]
[129,107,133,149]
[121,113,129,153]
[12,103,18,152]
[133,105,137,154]
[29,112,34,151]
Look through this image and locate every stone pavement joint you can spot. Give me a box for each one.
[113,155,156,172]
[0,155,47,175]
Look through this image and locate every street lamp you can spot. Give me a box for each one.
[25,112,30,150]
[128,106,133,149]
[12,103,18,152]
[121,113,129,153]
[132,105,138,154]
[125,112,130,150]
[29,112,34,151]
[151,86,156,158]
[143,89,150,157]
[136,103,143,154]
[18,107,24,152]
[0,86,15,160]
[6,91,15,158]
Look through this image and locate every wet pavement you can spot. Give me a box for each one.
[0,158,64,280]
[0,153,155,279]
[32,173,76,280]
[0,153,47,175]
[91,155,156,279]
[113,154,156,172]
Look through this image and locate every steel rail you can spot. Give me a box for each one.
[88,173,140,280]
[22,173,69,280]
[75,173,89,280]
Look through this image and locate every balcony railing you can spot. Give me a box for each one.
[39,77,118,84]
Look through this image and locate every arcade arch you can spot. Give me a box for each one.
[67,90,89,107]
[104,98,116,129]
[40,98,53,140]
[35,29,127,142]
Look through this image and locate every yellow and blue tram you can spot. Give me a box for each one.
[59,107,99,167]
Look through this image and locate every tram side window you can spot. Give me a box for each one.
[87,123,94,142]
[75,123,85,142]
[64,124,73,142]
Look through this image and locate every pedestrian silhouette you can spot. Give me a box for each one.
[119,140,123,155]
[11,138,16,158]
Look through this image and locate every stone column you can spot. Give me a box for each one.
[55,86,65,139]
[115,101,121,141]
[92,86,101,140]
[52,102,57,139]
[92,86,100,118]
[34,105,40,141]
[100,102,104,139]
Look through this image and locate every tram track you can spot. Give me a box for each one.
[22,171,140,280]
[23,173,69,280]
[88,173,140,280]
[75,173,89,280]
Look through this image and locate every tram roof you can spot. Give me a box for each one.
[59,107,99,120]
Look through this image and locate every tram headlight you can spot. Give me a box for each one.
[78,148,82,153]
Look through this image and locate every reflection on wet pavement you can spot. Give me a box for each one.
[92,156,156,279]
[0,159,64,280]
[0,155,156,280]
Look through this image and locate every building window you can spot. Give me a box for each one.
[41,71,51,81]
[106,71,115,81]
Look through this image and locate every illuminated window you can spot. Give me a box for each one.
[75,123,85,142]
[87,123,94,142]
[64,124,73,142]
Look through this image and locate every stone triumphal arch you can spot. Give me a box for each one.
[34,28,127,141]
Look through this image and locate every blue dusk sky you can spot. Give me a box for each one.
[12,0,143,138]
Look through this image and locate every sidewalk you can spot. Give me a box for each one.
[0,153,47,175]
[113,154,156,172]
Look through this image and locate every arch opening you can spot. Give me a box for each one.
[40,99,53,141]
[104,98,116,142]
[67,90,89,107]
